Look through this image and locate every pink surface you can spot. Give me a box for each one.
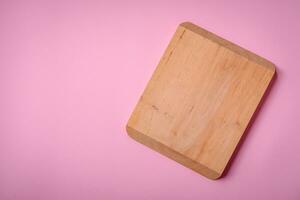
[0,0,299,199]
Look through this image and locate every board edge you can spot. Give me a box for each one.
[126,124,222,180]
[179,21,276,73]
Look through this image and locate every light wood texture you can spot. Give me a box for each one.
[126,22,275,179]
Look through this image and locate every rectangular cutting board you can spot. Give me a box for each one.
[126,22,275,179]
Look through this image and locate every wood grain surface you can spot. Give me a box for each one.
[126,22,275,179]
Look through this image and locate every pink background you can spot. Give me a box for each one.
[0,0,299,199]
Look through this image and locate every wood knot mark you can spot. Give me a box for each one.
[151,105,159,111]
[188,105,194,113]
[139,95,144,101]
[234,121,242,130]
[171,129,178,136]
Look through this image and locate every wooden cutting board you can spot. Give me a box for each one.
[126,22,275,179]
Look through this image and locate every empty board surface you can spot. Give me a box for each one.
[126,22,275,179]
